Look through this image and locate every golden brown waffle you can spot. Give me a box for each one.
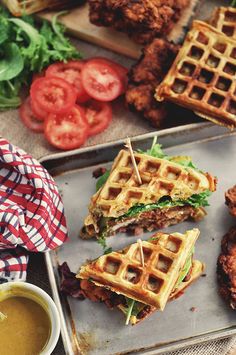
[210,7,236,39]
[126,259,204,324]
[77,229,200,310]
[86,149,214,225]
[155,20,236,129]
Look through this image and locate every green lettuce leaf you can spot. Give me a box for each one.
[175,249,194,288]
[119,191,211,219]
[138,137,167,159]
[0,7,82,109]
[124,297,140,325]
[96,170,110,192]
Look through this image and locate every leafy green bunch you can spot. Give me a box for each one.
[0,7,81,109]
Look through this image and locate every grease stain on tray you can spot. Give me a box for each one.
[78,331,96,354]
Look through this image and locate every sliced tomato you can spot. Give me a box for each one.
[91,57,128,93]
[44,105,88,150]
[81,60,123,102]
[31,98,48,121]
[30,77,77,114]
[45,61,90,103]
[19,97,44,133]
[83,100,112,136]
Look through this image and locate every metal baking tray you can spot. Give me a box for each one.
[41,122,236,355]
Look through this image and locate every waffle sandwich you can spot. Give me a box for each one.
[81,144,216,240]
[77,228,204,325]
[210,7,236,38]
[155,20,236,129]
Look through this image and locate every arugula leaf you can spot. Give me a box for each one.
[0,6,82,110]
[125,299,135,325]
[96,170,110,191]
[104,247,113,255]
[0,43,23,80]
[169,156,198,170]
[175,250,193,288]
[0,94,20,109]
[97,233,107,250]
[124,298,140,325]
[119,190,211,219]
[138,136,167,159]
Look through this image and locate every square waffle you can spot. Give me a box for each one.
[77,229,200,310]
[155,20,236,129]
[210,7,236,39]
[88,149,213,221]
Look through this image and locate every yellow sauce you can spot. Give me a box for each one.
[0,296,51,355]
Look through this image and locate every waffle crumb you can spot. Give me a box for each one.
[190,307,197,312]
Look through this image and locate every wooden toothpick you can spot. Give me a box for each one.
[137,239,145,267]
[125,138,142,185]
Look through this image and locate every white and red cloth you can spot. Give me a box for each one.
[0,138,68,283]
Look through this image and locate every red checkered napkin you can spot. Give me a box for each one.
[0,138,68,283]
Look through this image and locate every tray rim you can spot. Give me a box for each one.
[39,122,211,164]
[41,122,236,355]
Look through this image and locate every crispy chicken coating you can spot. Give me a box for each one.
[217,227,236,309]
[88,0,190,44]
[125,38,179,127]
[225,185,236,217]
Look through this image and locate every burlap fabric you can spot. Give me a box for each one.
[1,28,235,355]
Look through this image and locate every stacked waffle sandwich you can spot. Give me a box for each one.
[77,228,203,324]
[81,144,216,241]
[156,7,236,129]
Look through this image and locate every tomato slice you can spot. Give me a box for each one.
[19,97,44,133]
[83,100,112,136]
[81,60,123,102]
[44,105,88,150]
[30,77,77,114]
[91,57,128,93]
[46,61,90,103]
[31,98,48,121]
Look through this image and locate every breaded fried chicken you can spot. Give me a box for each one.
[125,38,179,127]
[88,0,190,44]
[217,227,236,309]
[225,185,236,217]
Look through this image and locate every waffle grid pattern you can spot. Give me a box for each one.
[155,20,236,128]
[91,149,210,218]
[211,7,236,39]
[78,229,199,310]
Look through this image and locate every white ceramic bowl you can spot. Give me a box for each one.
[0,281,60,355]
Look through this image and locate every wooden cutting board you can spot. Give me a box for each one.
[40,1,198,60]
[40,4,142,59]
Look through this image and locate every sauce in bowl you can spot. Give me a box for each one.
[0,295,51,355]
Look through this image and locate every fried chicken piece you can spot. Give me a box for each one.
[217,227,236,309]
[125,38,179,127]
[225,185,236,217]
[88,0,190,45]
